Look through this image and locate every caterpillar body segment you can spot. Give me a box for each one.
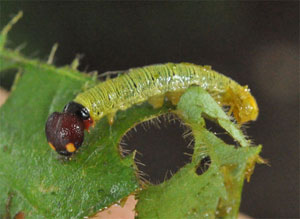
[45,62,259,156]
[74,63,258,124]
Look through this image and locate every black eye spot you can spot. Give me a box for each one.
[63,101,90,120]
[45,112,85,156]
[80,107,90,120]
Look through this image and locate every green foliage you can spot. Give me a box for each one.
[136,88,262,218]
[0,13,262,218]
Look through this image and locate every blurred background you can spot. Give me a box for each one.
[0,2,299,218]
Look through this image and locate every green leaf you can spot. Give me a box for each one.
[0,14,263,219]
[136,87,262,218]
[0,57,141,218]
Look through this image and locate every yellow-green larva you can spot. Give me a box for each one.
[45,62,258,156]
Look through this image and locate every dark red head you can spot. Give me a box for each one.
[45,102,94,156]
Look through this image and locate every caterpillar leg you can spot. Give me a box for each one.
[107,112,116,126]
[227,106,234,118]
[165,91,184,105]
[148,95,165,109]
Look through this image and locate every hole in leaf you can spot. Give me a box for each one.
[119,113,194,185]
[204,118,239,147]
[195,156,211,175]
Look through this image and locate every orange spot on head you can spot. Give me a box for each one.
[48,142,56,151]
[66,143,76,153]
[14,211,25,219]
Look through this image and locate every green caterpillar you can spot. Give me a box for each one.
[45,63,258,156]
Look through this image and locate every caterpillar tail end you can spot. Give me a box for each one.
[224,86,259,124]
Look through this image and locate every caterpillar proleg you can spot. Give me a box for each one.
[45,63,258,156]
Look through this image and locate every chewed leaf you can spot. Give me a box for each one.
[0,63,142,217]
[0,13,262,218]
[177,86,250,147]
[136,87,262,218]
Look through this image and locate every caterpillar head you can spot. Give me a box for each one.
[45,102,94,156]
[233,86,259,124]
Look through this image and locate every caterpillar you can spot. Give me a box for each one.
[45,63,258,156]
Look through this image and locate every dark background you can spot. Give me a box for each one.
[1,2,299,218]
